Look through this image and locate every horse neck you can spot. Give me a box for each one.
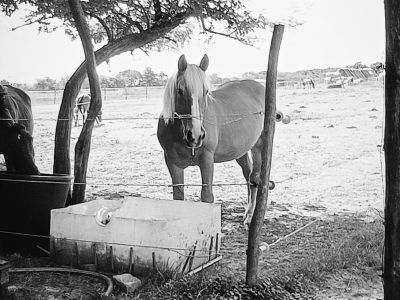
[0,88,32,133]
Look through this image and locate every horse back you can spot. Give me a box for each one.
[211,80,265,111]
[207,80,265,162]
[0,85,34,134]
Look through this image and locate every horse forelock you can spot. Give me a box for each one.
[161,64,211,125]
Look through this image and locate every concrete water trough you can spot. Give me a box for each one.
[50,197,222,275]
[0,172,73,254]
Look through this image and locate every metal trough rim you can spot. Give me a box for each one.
[0,171,73,183]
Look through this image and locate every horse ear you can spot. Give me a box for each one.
[178,55,187,73]
[199,54,209,72]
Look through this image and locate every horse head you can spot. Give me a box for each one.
[0,122,39,175]
[163,54,210,148]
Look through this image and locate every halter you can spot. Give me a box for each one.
[173,112,192,120]
[173,112,200,157]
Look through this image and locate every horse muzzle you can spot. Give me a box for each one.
[184,128,206,148]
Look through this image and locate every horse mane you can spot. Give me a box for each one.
[161,64,212,125]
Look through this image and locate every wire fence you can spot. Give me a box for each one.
[0,106,289,188]
[0,219,319,257]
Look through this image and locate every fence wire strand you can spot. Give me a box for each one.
[0,219,318,258]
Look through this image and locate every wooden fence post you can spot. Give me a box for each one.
[384,0,400,298]
[246,24,284,286]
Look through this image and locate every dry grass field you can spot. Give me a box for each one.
[3,81,385,299]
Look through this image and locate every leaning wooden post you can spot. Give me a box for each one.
[246,24,284,286]
[68,0,102,205]
[383,0,400,298]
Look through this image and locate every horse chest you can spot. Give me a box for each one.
[173,145,202,167]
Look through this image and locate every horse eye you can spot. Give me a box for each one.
[17,134,21,140]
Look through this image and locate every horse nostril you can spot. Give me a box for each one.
[186,130,195,142]
[201,131,206,140]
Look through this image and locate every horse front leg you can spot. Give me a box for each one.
[164,154,184,200]
[199,152,214,203]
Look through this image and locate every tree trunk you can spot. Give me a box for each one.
[384,1,400,298]
[67,0,102,205]
[246,24,284,286]
[53,19,190,206]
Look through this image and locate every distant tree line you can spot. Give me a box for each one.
[0,67,169,91]
[1,61,383,91]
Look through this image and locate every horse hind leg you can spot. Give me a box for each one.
[238,138,264,228]
[249,141,263,218]
[236,152,257,228]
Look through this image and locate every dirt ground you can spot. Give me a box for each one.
[3,81,385,299]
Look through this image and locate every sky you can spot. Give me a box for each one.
[0,0,385,84]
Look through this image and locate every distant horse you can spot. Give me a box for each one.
[0,85,39,174]
[302,79,315,89]
[74,94,102,126]
[157,54,271,226]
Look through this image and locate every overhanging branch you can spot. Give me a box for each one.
[153,0,162,22]
[87,12,114,41]
[116,12,144,33]
[199,15,250,45]
[11,15,51,31]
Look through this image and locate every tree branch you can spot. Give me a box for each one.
[87,12,114,41]
[116,12,144,33]
[135,0,150,29]
[138,47,149,56]
[163,36,178,45]
[153,0,162,22]
[199,15,251,45]
[11,15,51,31]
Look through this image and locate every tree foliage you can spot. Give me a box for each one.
[1,0,271,49]
[34,77,57,90]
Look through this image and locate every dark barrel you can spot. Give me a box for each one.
[0,172,73,255]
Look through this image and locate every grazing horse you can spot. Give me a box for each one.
[157,54,270,226]
[74,94,102,126]
[0,85,39,174]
